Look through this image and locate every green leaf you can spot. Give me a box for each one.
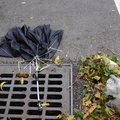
[93,76,101,80]
[111,55,119,62]
[38,63,43,69]
[76,117,82,120]
[81,56,86,62]
[56,114,62,119]
[103,66,111,75]
[0,119,4,120]
[67,115,75,120]
[90,113,99,119]
[102,56,110,65]
[74,108,83,117]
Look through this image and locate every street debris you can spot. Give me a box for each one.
[77,54,120,119]
[16,73,29,85]
[54,56,62,66]
[0,81,7,91]
[21,2,26,5]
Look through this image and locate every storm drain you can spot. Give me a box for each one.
[0,64,73,120]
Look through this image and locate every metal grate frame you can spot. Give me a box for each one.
[0,64,73,120]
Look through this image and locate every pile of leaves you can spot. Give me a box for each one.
[77,54,120,120]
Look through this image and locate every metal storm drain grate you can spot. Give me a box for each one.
[0,64,73,120]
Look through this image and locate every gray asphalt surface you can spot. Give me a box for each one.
[0,0,120,61]
[0,0,120,113]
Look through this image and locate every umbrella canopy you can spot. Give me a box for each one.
[0,25,63,61]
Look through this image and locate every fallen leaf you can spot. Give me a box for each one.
[109,115,116,119]
[95,83,105,90]
[97,51,102,54]
[22,2,26,5]
[16,73,29,78]
[74,108,84,117]
[51,68,56,72]
[85,100,92,106]
[67,115,75,120]
[41,103,50,107]
[0,82,7,91]
[56,114,62,119]
[95,90,101,99]
[93,76,101,80]
[83,103,97,119]
[97,105,101,109]
[20,77,24,85]
[54,56,62,65]
[84,107,89,113]
[77,74,82,79]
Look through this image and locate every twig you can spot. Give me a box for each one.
[107,48,120,57]
[68,78,77,89]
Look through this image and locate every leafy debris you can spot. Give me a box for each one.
[16,73,29,85]
[77,54,120,119]
[54,56,62,66]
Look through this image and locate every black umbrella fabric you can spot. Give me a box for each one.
[0,25,63,61]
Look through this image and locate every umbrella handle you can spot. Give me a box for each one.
[37,100,43,111]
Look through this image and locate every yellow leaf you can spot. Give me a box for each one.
[22,2,26,5]
[82,94,90,106]
[20,77,24,85]
[85,100,92,106]
[95,90,101,99]
[56,114,62,119]
[97,105,101,109]
[41,103,50,107]
[16,73,28,78]
[67,115,75,120]
[0,82,7,91]
[83,103,97,119]
[97,51,102,54]
[54,56,60,63]
[54,56,62,65]
[83,84,88,87]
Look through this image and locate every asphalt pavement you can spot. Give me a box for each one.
[0,0,120,62]
[0,0,120,115]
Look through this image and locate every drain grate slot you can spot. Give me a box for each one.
[13,87,27,91]
[27,110,42,115]
[0,64,73,120]
[30,94,44,99]
[49,74,62,78]
[48,87,62,92]
[0,74,13,78]
[48,80,62,85]
[47,95,62,99]
[15,80,28,85]
[47,102,62,107]
[0,101,6,106]
[10,102,25,106]
[1,87,10,91]
[32,80,45,85]
[11,94,26,99]
[8,109,23,114]
[0,109,5,114]
[46,110,62,116]
[33,74,46,78]
[31,87,44,92]
[0,94,8,98]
